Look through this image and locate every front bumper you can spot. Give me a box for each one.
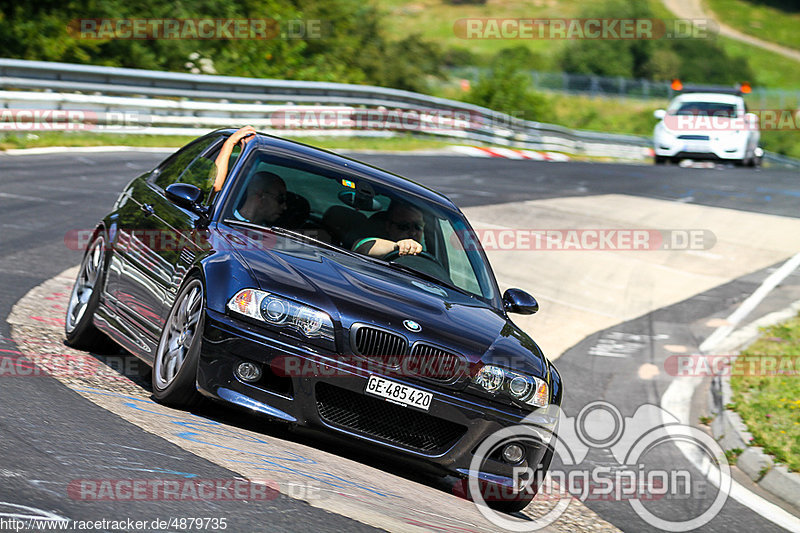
[653,134,748,160]
[197,309,558,484]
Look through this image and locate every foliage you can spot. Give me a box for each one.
[558,0,755,84]
[465,47,553,122]
[0,0,443,91]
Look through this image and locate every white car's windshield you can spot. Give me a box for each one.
[671,101,738,117]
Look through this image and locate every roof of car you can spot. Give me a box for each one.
[670,92,744,105]
[678,86,743,96]
[214,128,459,212]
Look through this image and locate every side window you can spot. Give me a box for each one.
[150,135,222,193]
[177,151,218,195]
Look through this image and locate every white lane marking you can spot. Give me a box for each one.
[2,146,175,155]
[699,252,800,354]
[663,255,800,532]
[588,331,669,358]
[663,378,800,532]
[0,502,69,521]
[0,192,73,205]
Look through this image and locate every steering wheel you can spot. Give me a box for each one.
[383,249,438,263]
[383,249,453,283]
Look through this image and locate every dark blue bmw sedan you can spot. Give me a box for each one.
[64,128,562,512]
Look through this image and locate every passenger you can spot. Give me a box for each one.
[352,202,424,258]
[235,171,287,226]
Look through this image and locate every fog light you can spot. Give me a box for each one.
[236,362,262,382]
[502,443,525,464]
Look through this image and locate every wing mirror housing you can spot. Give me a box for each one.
[165,183,209,219]
[503,288,539,315]
[653,109,666,120]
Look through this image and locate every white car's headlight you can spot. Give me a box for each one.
[473,364,549,407]
[228,289,335,345]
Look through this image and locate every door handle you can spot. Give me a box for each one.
[140,203,155,217]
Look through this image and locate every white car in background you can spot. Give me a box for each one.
[653,88,762,166]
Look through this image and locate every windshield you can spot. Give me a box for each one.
[669,101,738,117]
[221,148,498,303]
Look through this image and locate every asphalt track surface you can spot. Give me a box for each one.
[1,149,799,532]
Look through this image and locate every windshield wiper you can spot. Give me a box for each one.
[386,260,474,299]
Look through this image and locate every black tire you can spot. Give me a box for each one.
[654,155,667,165]
[152,277,204,408]
[65,234,115,351]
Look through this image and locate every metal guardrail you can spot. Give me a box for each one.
[0,58,653,159]
[2,58,798,166]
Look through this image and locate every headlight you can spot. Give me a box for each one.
[472,364,549,407]
[227,289,335,345]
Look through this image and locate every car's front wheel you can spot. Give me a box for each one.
[152,276,204,407]
[65,234,114,351]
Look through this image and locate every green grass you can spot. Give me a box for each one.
[377,0,585,67]
[549,94,666,136]
[730,313,800,472]
[0,132,456,152]
[715,34,800,88]
[705,0,800,52]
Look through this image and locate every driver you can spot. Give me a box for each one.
[352,201,424,258]
[235,171,287,226]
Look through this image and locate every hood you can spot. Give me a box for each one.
[221,227,547,374]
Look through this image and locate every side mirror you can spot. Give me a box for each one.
[165,183,208,217]
[503,288,538,315]
[745,112,759,128]
[653,109,666,120]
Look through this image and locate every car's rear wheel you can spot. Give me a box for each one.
[152,277,204,407]
[65,235,115,351]
[654,155,667,165]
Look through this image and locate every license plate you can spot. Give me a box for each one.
[683,142,707,152]
[365,375,432,411]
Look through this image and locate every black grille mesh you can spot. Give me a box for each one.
[410,343,466,382]
[353,326,408,368]
[315,383,466,453]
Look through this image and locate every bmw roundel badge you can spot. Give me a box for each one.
[403,320,422,332]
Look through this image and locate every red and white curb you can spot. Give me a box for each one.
[449,145,570,161]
